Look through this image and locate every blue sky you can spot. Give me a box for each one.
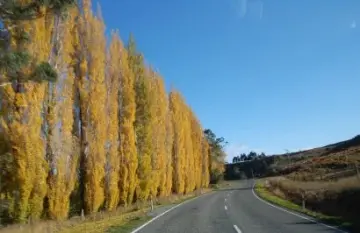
[97,0,360,162]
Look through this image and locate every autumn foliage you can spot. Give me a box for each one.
[0,0,218,224]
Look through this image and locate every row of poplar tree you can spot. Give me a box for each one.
[0,0,224,224]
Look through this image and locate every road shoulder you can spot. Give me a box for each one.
[127,191,213,233]
[253,180,350,233]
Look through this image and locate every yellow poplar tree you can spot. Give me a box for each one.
[46,8,79,220]
[104,32,121,211]
[23,5,52,221]
[189,111,203,190]
[145,72,156,198]
[0,0,218,221]
[127,36,153,201]
[150,72,168,197]
[169,91,186,194]
[146,70,159,198]
[85,7,107,214]
[0,26,31,223]
[75,0,107,213]
[116,34,138,206]
[164,103,174,196]
[0,4,55,221]
[72,0,89,215]
[183,105,195,193]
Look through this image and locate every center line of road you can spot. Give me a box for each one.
[233,224,242,233]
[225,198,227,202]
[224,205,228,210]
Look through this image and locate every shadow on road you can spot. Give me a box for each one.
[286,221,345,232]
[287,221,317,225]
[216,187,253,192]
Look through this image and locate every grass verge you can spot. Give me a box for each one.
[254,181,354,232]
[105,215,152,233]
[105,193,203,233]
[59,209,150,233]
[0,189,212,233]
[59,189,211,233]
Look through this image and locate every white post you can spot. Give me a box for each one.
[150,194,154,212]
[301,192,306,211]
[81,209,85,221]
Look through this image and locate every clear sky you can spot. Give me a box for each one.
[97,0,360,162]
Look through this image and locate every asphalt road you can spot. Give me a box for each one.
[132,180,346,233]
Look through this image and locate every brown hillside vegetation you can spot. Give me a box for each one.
[270,135,360,179]
[263,135,360,231]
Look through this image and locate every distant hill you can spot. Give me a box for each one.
[225,134,360,180]
[270,134,360,160]
[322,134,360,151]
[269,134,360,181]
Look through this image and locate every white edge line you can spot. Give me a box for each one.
[251,181,348,233]
[131,192,211,233]
[233,224,242,233]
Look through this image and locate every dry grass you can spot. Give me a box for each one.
[271,135,360,179]
[269,176,360,192]
[0,206,149,233]
[267,175,360,210]
[254,182,350,230]
[0,189,212,233]
[263,176,360,232]
[283,150,360,181]
[256,136,360,232]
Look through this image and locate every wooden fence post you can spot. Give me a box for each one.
[301,191,306,211]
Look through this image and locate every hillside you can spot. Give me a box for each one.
[275,134,360,160]
[225,134,360,180]
[270,135,360,180]
[247,135,360,232]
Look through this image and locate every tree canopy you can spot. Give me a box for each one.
[203,129,227,184]
[0,0,222,224]
[0,0,76,88]
[232,151,266,163]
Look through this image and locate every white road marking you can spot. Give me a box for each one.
[225,198,227,202]
[225,205,228,210]
[233,224,242,233]
[251,182,348,233]
[130,192,211,233]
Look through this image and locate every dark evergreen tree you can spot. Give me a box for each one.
[0,0,76,88]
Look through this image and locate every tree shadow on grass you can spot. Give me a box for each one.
[106,215,152,233]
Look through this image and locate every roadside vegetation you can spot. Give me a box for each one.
[228,135,360,232]
[255,177,358,231]
[0,189,211,233]
[254,182,351,229]
[0,0,227,232]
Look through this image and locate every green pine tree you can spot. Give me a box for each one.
[0,0,75,87]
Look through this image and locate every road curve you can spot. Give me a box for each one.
[132,180,345,233]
